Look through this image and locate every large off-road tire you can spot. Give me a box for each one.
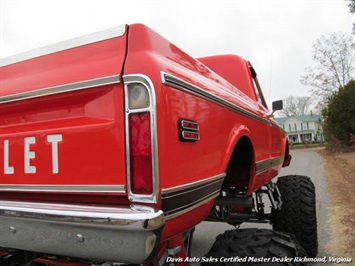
[271,175,318,257]
[203,228,308,266]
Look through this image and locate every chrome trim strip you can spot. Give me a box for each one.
[161,72,280,127]
[0,75,121,104]
[123,74,160,204]
[1,25,126,67]
[161,173,225,195]
[255,156,285,175]
[162,178,223,216]
[0,201,163,225]
[0,185,126,193]
[165,193,219,220]
[161,174,224,217]
[162,178,222,200]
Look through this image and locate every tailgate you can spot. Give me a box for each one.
[0,26,128,194]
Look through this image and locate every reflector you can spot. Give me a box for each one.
[128,83,150,109]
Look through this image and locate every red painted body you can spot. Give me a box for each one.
[0,24,289,264]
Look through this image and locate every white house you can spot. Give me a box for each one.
[275,115,323,144]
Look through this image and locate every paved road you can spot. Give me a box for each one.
[190,148,331,262]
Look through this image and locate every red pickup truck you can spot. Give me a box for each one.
[0,24,317,265]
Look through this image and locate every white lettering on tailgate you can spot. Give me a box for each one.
[2,134,63,175]
[4,140,14,174]
[24,137,36,173]
[47,134,63,174]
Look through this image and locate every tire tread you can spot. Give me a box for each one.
[204,228,308,266]
[272,175,318,257]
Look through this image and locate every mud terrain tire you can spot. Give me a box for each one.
[203,228,308,265]
[272,175,318,257]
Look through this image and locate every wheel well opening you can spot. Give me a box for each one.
[225,136,254,189]
[283,139,291,167]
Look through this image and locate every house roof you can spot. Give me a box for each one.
[297,114,322,122]
[275,114,322,125]
[275,117,288,125]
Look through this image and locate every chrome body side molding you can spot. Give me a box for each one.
[0,185,125,193]
[0,75,121,104]
[162,174,225,218]
[161,72,282,129]
[255,156,285,175]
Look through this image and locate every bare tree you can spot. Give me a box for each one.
[300,32,355,100]
[346,0,355,33]
[347,0,355,13]
[281,96,313,117]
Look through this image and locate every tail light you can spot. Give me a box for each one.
[124,75,159,203]
[129,112,152,194]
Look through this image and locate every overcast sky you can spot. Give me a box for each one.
[1,0,354,106]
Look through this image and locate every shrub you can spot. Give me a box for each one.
[323,80,355,148]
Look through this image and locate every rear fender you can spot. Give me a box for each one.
[282,139,292,167]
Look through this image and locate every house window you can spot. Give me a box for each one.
[301,133,312,142]
[302,123,308,130]
[290,124,296,132]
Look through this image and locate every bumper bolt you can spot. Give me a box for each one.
[9,226,16,234]
[76,234,85,243]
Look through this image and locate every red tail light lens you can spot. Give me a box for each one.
[129,112,153,194]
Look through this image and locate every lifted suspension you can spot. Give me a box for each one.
[205,180,283,225]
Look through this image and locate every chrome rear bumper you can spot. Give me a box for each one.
[0,200,165,263]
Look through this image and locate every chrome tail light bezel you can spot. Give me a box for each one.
[123,74,159,204]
